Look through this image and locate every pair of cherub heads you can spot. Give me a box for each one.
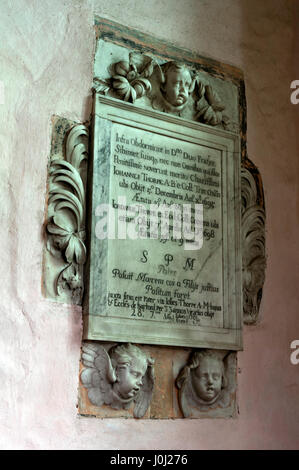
[109,345,226,405]
[81,342,228,418]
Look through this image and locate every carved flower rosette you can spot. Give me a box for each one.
[94,52,155,103]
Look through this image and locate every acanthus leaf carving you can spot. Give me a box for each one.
[195,79,229,128]
[241,166,266,324]
[46,124,89,304]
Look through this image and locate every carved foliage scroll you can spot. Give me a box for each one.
[46,124,89,304]
[94,52,231,130]
[241,165,266,324]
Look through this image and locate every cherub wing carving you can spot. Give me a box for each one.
[80,343,116,407]
[195,78,228,127]
[133,358,155,418]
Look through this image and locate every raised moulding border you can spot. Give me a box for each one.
[92,16,265,326]
[83,95,242,350]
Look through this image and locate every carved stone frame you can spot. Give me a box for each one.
[44,16,265,326]
[82,95,242,350]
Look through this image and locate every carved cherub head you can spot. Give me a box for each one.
[109,343,150,400]
[189,350,227,404]
[160,62,195,108]
[176,349,228,416]
[81,342,155,418]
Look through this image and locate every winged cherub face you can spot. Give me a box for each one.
[114,356,148,400]
[163,68,192,107]
[191,356,223,404]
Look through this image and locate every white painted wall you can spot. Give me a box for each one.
[1,0,298,449]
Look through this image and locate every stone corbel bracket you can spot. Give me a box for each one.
[241,160,266,324]
[45,123,89,305]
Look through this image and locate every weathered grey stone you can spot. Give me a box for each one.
[83,95,242,350]
[93,43,239,132]
[241,166,266,324]
[45,123,89,304]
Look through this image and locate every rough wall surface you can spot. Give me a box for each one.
[1,0,298,449]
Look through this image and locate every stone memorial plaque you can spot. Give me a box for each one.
[83,95,242,350]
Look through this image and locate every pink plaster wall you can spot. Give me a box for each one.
[1,0,299,449]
